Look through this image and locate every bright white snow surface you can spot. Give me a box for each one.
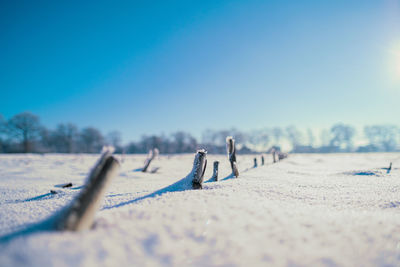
[0,153,400,266]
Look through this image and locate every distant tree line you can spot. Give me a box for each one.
[0,112,399,153]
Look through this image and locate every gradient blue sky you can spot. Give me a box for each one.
[1,0,400,142]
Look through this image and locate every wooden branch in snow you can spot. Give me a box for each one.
[189,149,207,189]
[254,158,258,168]
[142,148,159,172]
[226,136,239,177]
[54,151,120,231]
[211,161,219,181]
[54,182,73,188]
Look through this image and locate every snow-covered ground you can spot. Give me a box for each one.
[0,152,399,266]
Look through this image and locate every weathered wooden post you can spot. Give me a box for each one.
[211,161,219,181]
[261,155,265,166]
[142,148,159,172]
[254,158,257,168]
[387,162,392,174]
[190,149,207,189]
[226,136,239,177]
[54,151,120,231]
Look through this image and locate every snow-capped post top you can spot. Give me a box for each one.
[191,149,207,189]
[226,136,239,178]
[54,151,120,231]
[102,145,115,154]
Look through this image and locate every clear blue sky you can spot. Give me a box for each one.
[1,0,399,142]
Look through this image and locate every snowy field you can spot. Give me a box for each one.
[0,152,400,266]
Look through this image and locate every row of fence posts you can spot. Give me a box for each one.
[25,137,288,233]
[254,149,288,168]
[6,139,395,241]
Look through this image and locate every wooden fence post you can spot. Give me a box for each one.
[190,149,207,189]
[387,162,392,174]
[142,148,159,172]
[211,161,219,181]
[226,136,239,177]
[55,151,120,231]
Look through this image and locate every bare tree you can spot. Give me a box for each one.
[307,128,315,147]
[330,123,355,151]
[0,114,5,133]
[0,114,5,152]
[320,129,331,147]
[286,126,303,149]
[140,135,164,153]
[172,131,197,153]
[7,112,41,153]
[107,131,122,152]
[364,125,398,152]
[272,127,284,146]
[53,123,79,153]
[80,127,104,153]
[247,129,270,152]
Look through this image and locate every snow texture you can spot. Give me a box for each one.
[0,153,400,266]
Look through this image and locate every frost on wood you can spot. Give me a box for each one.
[54,151,120,231]
[211,161,219,181]
[188,149,207,189]
[226,136,239,177]
[142,148,159,172]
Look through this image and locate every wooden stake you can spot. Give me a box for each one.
[211,161,219,181]
[387,162,392,174]
[226,136,239,177]
[54,152,120,231]
[190,149,207,189]
[142,148,159,172]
